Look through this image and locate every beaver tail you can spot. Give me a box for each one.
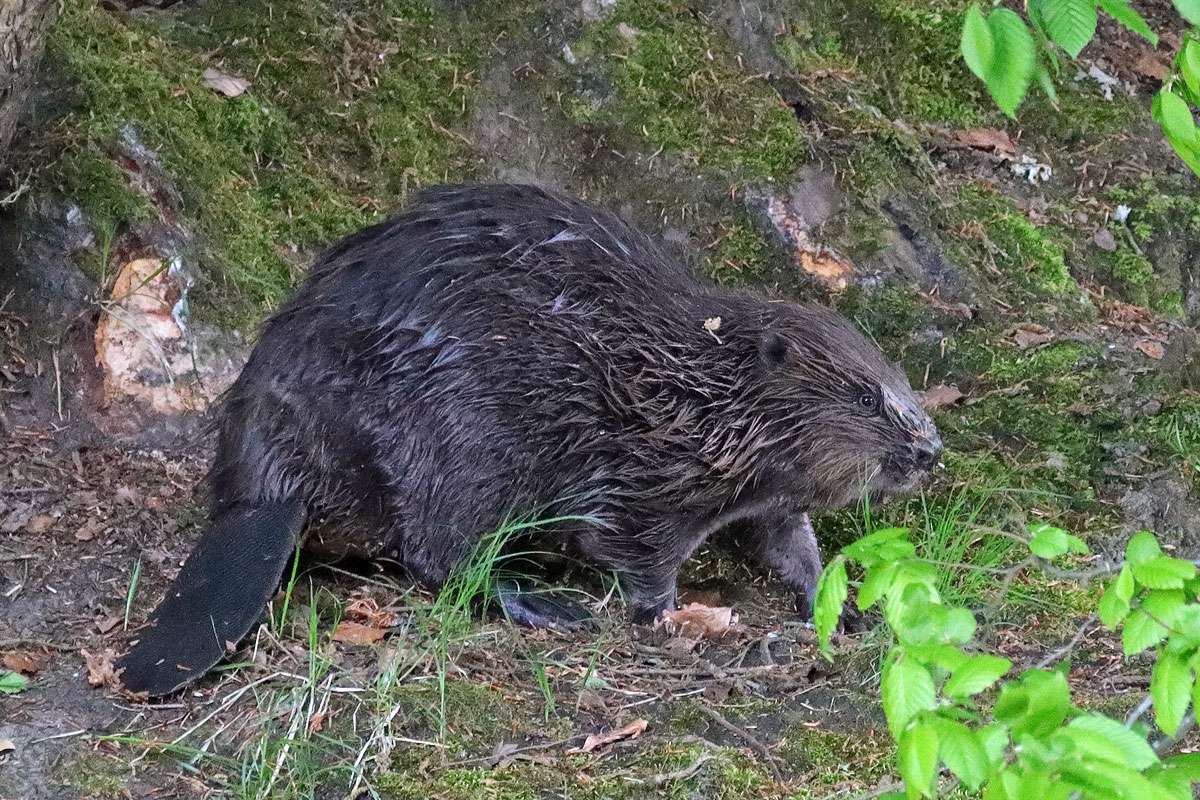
[115,498,306,697]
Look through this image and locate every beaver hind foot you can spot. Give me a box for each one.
[117,500,305,696]
[493,578,595,631]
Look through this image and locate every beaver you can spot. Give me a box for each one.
[116,183,942,696]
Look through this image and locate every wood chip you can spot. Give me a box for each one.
[569,719,648,753]
[81,648,119,689]
[24,514,54,534]
[1135,339,1166,360]
[952,127,1017,156]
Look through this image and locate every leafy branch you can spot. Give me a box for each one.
[961,0,1200,180]
[813,523,1200,799]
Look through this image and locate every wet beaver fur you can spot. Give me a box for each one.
[117,183,942,696]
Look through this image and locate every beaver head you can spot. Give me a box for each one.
[753,304,942,509]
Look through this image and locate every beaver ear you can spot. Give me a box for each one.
[758,332,790,368]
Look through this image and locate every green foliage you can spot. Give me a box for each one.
[814,522,1200,798]
[960,1,1200,180]
[0,671,28,694]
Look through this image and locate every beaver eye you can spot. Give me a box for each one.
[858,393,877,411]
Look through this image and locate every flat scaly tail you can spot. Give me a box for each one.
[116,499,306,697]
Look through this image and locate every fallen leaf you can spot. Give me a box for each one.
[660,603,742,640]
[96,615,121,634]
[1006,323,1054,350]
[75,520,100,542]
[0,739,13,754]
[1135,339,1166,360]
[202,67,250,98]
[1133,53,1170,81]
[952,127,1017,156]
[332,621,387,645]
[81,648,119,689]
[1092,229,1117,252]
[569,719,649,753]
[307,711,326,735]
[920,384,964,412]
[24,514,54,534]
[2,652,43,675]
[344,595,398,628]
[114,485,140,506]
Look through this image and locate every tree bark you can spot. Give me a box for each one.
[0,0,58,170]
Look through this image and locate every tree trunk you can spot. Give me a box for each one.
[0,0,58,170]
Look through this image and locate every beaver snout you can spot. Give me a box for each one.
[909,432,943,472]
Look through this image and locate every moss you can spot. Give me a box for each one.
[941,186,1082,304]
[55,753,127,799]
[1106,248,1155,306]
[704,216,774,284]
[780,0,988,127]
[779,726,892,795]
[565,0,806,182]
[47,0,483,326]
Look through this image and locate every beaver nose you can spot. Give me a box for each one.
[910,434,943,471]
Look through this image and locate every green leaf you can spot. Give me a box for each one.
[1152,651,1194,737]
[1127,531,1164,566]
[882,651,938,737]
[1181,40,1200,104]
[1099,565,1135,629]
[933,718,989,790]
[962,4,996,81]
[985,9,1038,117]
[944,655,1013,699]
[1065,534,1089,554]
[1028,523,1071,559]
[1174,0,1200,26]
[1098,0,1159,45]
[907,644,968,672]
[1161,752,1200,779]
[1066,714,1159,769]
[899,722,939,799]
[977,723,1009,767]
[858,561,899,611]
[1124,609,1170,656]
[994,669,1071,737]
[844,527,913,565]
[814,556,848,654]
[1134,557,1197,590]
[1036,0,1097,58]
[0,671,27,695]
[1062,759,1180,800]
[1143,590,1186,628]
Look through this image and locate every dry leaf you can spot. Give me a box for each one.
[1006,323,1054,350]
[24,514,54,534]
[202,67,250,98]
[81,648,119,689]
[921,384,964,412]
[952,127,1017,156]
[1133,53,1170,81]
[660,603,742,640]
[1092,229,1117,252]
[2,653,43,675]
[344,595,398,628]
[569,719,649,753]
[307,711,326,735]
[96,615,121,634]
[1135,339,1166,360]
[75,520,100,542]
[332,621,387,645]
[0,739,13,754]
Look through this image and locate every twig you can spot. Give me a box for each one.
[0,638,80,652]
[642,752,715,786]
[1126,695,1154,727]
[30,729,88,745]
[1036,614,1096,669]
[695,704,783,782]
